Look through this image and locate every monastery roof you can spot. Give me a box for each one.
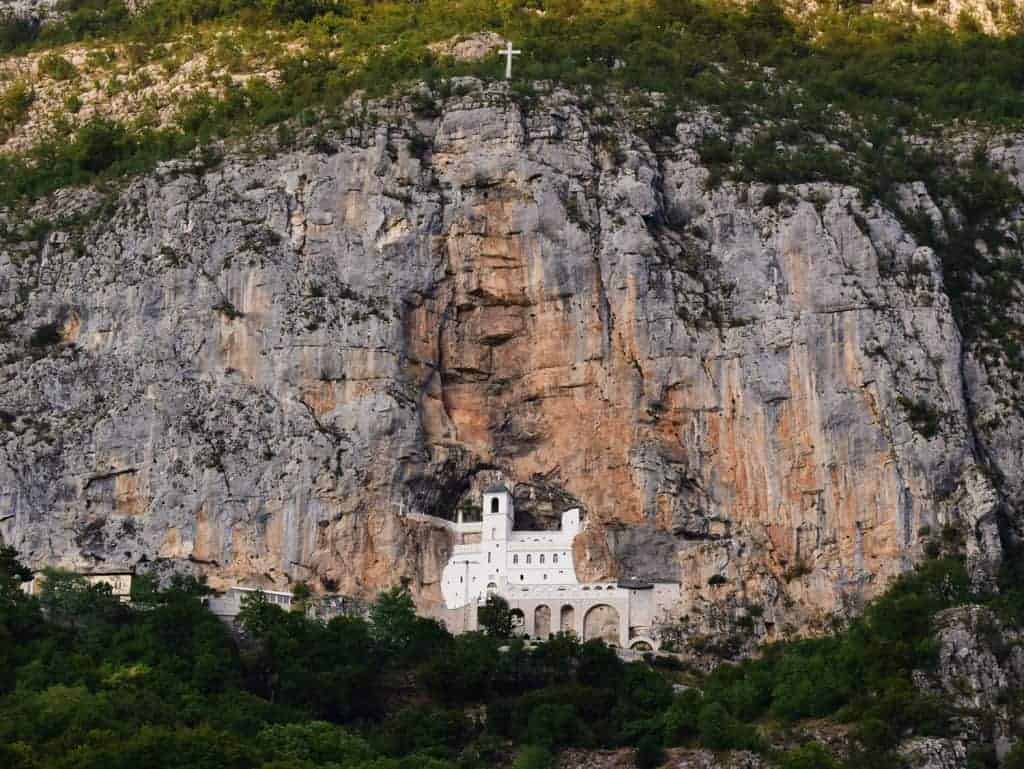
[483,483,510,494]
[617,579,654,590]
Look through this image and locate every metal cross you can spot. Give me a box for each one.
[501,41,521,80]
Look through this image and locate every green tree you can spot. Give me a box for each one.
[257,721,375,765]
[0,547,39,694]
[370,585,450,663]
[291,581,312,614]
[512,745,553,769]
[478,593,513,638]
[696,702,761,752]
[525,703,581,749]
[663,689,702,745]
[635,733,667,769]
[576,638,622,687]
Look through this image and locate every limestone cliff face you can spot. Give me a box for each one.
[1,82,1021,635]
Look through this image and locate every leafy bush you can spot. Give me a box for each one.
[0,14,39,53]
[635,733,667,769]
[663,688,702,745]
[777,742,839,769]
[37,53,77,81]
[513,744,554,769]
[525,703,582,749]
[697,701,762,751]
[0,80,33,136]
[478,593,513,638]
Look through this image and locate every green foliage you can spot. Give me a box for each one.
[897,396,942,439]
[525,703,582,749]
[512,744,554,769]
[662,688,702,745]
[419,631,502,703]
[478,593,513,638]
[0,0,1022,214]
[0,80,33,138]
[777,742,839,769]
[369,585,450,663]
[238,591,382,721]
[38,53,77,81]
[697,701,762,751]
[635,733,667,769]
[374,703,473,758]
[0,548,1007,769]
[0,14,39,53]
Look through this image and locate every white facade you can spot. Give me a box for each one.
[438,486,679,649]
[441,486,582,609]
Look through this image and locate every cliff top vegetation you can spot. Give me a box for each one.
[0,0,1022,206]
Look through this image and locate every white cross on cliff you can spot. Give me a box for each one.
[500,41,521,80]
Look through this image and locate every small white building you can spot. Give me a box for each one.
[21,570,134,603]
[439,485,677,650]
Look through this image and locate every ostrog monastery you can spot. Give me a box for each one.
[433,485,679,650]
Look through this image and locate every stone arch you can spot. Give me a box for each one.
[510,609,526,636]
[560,604,575,633]
[534,605,551,638]
[629,639,653,652]
[583,604,620,645]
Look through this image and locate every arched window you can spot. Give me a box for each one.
[513,555,519,565]
[487,551,492,564]
[540,554,545,564]
[553,554,558,564]
[543,574,548,580]
[526,555,532,564]
[520,574,524,581]
[491,498,499,513]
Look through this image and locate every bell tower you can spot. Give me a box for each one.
[482,484,513,542]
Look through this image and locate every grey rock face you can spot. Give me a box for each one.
[900,737,969,769]
[928,606,1024,758]
[0,0,59,22]
[0,81,1021,633]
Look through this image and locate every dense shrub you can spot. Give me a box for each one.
[37,53,77,80]
[635,733,667,769]
[697,701,762,751]
[0,14,39,52]
[777,742,840,769]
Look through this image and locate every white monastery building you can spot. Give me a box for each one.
[436,484,678,650]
